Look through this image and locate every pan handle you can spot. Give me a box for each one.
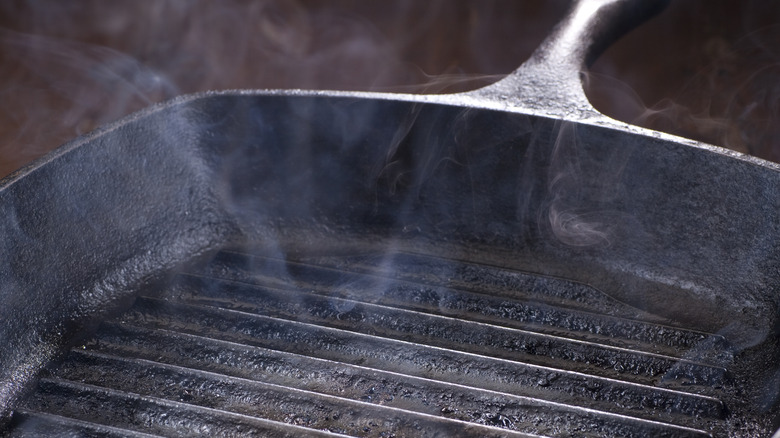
[464,0,668,120]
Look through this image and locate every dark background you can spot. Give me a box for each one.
[0,0,777,177]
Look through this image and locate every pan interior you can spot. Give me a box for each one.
[1,92,779,435]
[202,94,780,335]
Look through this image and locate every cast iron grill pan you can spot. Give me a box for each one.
[1,0,778,436]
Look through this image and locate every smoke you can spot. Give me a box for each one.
[587,0,780,162]
[0,0,568,178]
[0,29,177,130]
[545,122,616,247]
[0,0,776,178]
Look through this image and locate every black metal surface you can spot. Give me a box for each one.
[0,0,778,436]
[6,245,767,436]
[1,91,779,435]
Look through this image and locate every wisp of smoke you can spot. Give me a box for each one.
[545,121,612,247]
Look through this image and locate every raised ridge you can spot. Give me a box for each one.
[9,249,732,437]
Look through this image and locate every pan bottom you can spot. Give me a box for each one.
[6,233,775,437]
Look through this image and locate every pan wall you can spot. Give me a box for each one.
[196,94,780,337]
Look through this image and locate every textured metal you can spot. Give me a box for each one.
[0,0,778,436]
[7,248,746,437]
[465,0,669,121]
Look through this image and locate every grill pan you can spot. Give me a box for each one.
[2,0,779,436]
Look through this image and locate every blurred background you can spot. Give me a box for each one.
[0,0,777,178]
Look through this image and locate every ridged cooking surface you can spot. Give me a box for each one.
[9,250,734,437]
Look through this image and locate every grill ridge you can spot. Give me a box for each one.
[207,251,732,362]
[9,249,738,436]
[174,274,730,386]
[90,322,724,423]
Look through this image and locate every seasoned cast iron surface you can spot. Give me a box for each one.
[6,238,775,437]
[1,2,778,436]
[1,93,779,436]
